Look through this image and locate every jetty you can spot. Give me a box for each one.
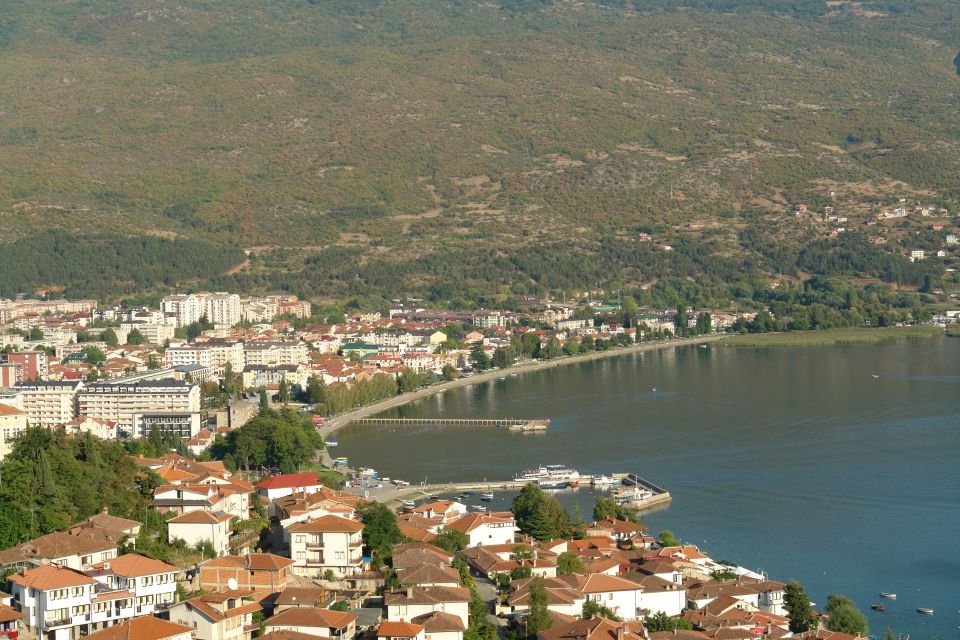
[351,417,550,432]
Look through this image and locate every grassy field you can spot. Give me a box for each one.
[722,326,943,347]
[946,325,960,337]
[300,462,348,489]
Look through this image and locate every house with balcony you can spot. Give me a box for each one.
[262,607,357,639]
[167,510,234,557]
[9,564,104,640]
[84,553,179,616]
[286,515,364,578]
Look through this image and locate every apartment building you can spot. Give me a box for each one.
[161,294,203,328]
[77,380,199,433]
[0,403,27,462]
[203,293,242,327]
[199,339,246,371]
[131,412,202,439]
[119,322,175,345]
[7,351,48,380]
[164,345,214,369]
[198,553,294,592]
[85,553,179,616]
[243,342,308,367]
[287,515,364,578]
[13,380,83,428]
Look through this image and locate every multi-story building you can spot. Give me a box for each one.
[287,515,364,578]
[13,380,83,428]
[240,364,307,391]
[131,412,202,439]
[263,607,357,640]
[77,380,200,433]
[203,293,242,327]
[0,403,27,461]
[120,322,175,345]
[243,342,308,367]
[163,345,214,370]
[84,553,179,617]
[0,591,24,640]
[161,294,203,328]
[200,340,246,372]
[7,351,48,381]
[0,362,24,388]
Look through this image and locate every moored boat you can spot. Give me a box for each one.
[870,604,885,612]
[879,593,897,600]
[916,608,933,616]
[538,479,569,489]
[471,505,488,513]
[325,440,338,447]
[480,491,494,501]
[333,457,349,465]
[402,500,416,510]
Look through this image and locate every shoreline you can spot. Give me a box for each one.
[318,334,725,440]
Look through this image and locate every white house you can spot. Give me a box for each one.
[85,553,179,616]
[169,591,262,640]
[446,512,517,548]
[384,587,470,628]
[83,616,194,640]
[256,472,325,517]
[167,510,234,557]
[410,501,466,524]
[286,515,364,578]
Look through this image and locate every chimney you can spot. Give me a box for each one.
[617,626,624,640]
[406,588,413,599]
[102,506,109,515]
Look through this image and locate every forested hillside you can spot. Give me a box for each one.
[0,0,958,306]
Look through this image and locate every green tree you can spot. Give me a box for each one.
[593,497,627,521]
[541,337,563,359]
[84,346,106,365]
[784,581,817,633]
[582,600,620,621]
[675,306,689,337]
[258,388,269,413]
[492,346,515,369]
[658,530,680,547]
[357,502,404,566]
[278,379,289,404]
[469,345,490,371]
[511,483,571,541]
[826,595,868,636]
[28,327,44,341]
[695,312,712,335]
[525,577,552,638]
[557,551,584,576]
[330,600,351,612]
[305,375,324,403]
[432,527,469,554]
[644,612,693,632]
[441,364,460,381]
[223,362,237,397]
[127,328,146,345]
[102,328,119,346]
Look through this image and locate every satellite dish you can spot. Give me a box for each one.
[227,577,239,591]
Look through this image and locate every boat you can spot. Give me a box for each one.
[879,593,897,600]
[325,440,338,447]
[591,475,615,487]
[611,486,653,504]
[463,490,477,496]
[480,491,494,501]
[916,608,934,616]
[510,373,518,377]
[537,479,569,490]
[333,457,349,465]
[870,604,886,612]
[499,376,506,380]
[402,500,416,510]
[872,374,880,379]
[514,465,581,484]
[470,505,488,513]
[568,479,579,488]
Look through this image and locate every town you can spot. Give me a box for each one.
[0,291,911,640]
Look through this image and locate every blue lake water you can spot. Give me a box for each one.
[337,337,960,638]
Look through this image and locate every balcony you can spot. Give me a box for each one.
[306,541,325,550]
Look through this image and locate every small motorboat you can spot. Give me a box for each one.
[870,604,886,612]
[480,491,494,501]
[916,608,934,616]
[872,374,880,379]
[325,440,338,447]
[510,373,518,377]
[401,500,416,510]
[470,505,488,513]
[879,593,897,600]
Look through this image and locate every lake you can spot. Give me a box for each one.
[336,337,960,639]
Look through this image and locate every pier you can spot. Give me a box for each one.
[350,417,550,431]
